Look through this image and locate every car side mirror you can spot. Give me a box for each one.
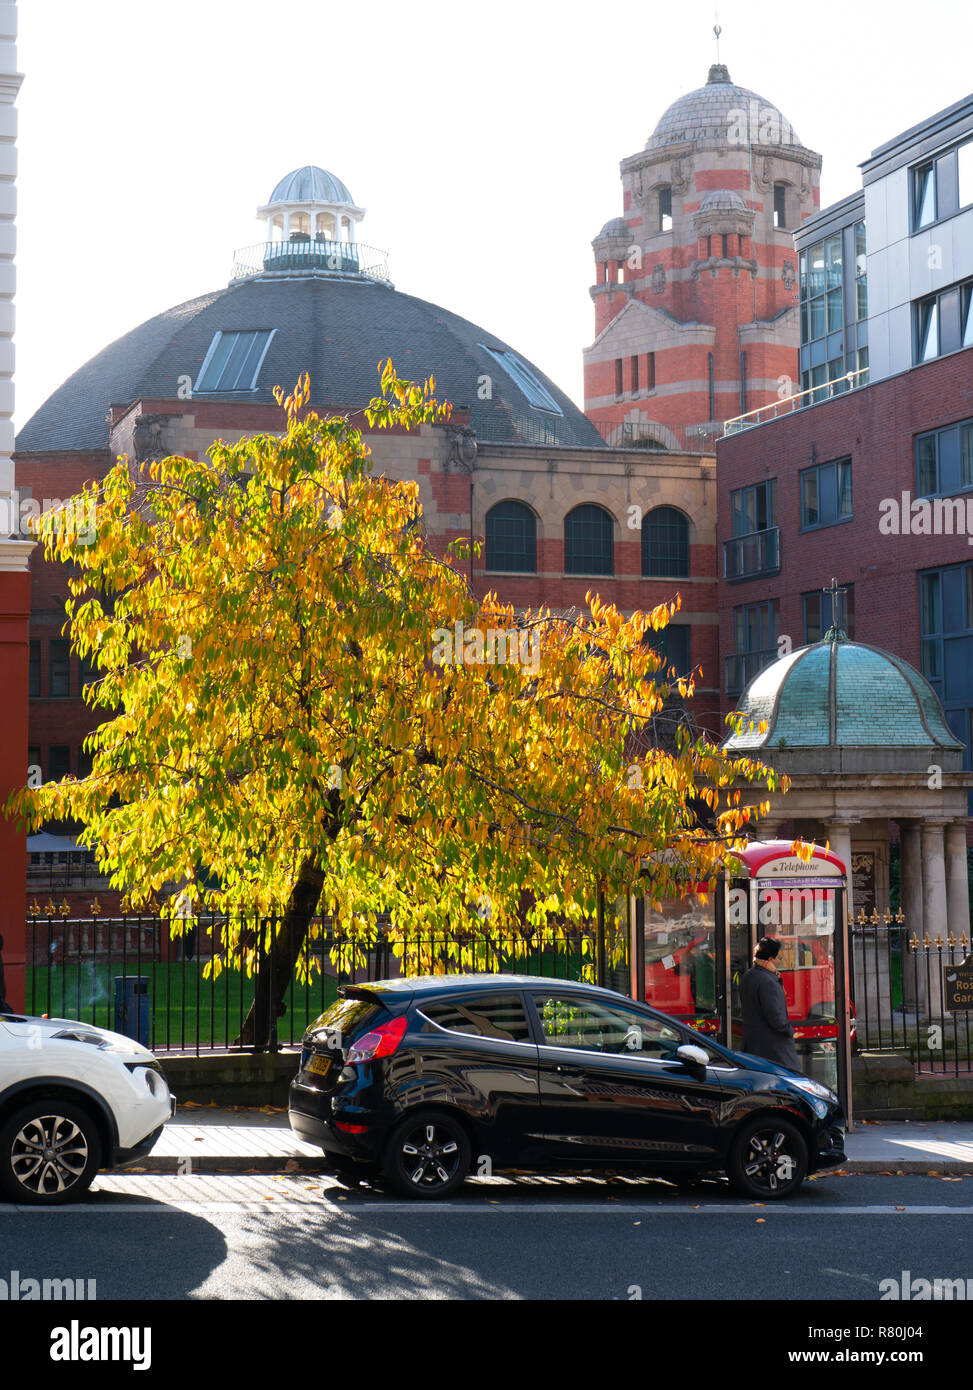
[676,1043,710,1069]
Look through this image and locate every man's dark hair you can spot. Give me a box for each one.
[754,935,781,961]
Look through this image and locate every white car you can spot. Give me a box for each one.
[0,1012,174,1204]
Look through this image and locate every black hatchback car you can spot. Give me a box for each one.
[288,974,846,1200]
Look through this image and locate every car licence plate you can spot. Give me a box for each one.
[307,1054,333,1079]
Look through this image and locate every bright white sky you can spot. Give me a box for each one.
[13,0,973,433]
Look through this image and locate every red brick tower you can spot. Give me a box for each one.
[584,64,821,448]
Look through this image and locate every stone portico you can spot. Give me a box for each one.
[723,626,972,1029]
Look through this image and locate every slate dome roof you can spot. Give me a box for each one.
[597,216,628,238]
[16,275,603,453]
[647,63,802,150]
[723,629,963,768]
[698,189,748,213]
[268,166,354,205]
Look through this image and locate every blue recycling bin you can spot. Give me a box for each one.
[113,976,150,1048]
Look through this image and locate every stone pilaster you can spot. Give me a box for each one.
[900,820,926,1013]
[0,4,19,520]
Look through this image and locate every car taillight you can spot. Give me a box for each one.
[346,1014,408,1064]
[334,1121,369,1134]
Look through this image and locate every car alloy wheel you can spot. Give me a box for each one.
[729,1116,807,1200]
[0,1102,101,1205]
[384,1110,471,1199]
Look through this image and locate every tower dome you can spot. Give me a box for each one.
[647,63,804,150]
[268,166,354,205]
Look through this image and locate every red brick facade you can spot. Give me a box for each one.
[716,346,973,714]
[584,66,821,447]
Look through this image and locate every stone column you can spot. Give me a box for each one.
[945,821,971,943]
[921,820,949,1020]
[826,819,856,922]
[900,820,926,1014]
[921,820,948,939]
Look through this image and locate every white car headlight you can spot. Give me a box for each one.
[51,1028,112,1049]
[790,1076,838,1103]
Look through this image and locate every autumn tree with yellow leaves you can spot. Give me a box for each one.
[8,366,780,1044]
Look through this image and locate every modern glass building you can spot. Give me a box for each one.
[797,191,868,399]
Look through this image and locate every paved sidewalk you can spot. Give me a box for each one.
[122,1108,973,1176]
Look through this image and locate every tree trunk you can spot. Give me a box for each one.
[236,856,324,1049]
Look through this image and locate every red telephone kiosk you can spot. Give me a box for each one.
[719,841,853,1122]
[638,840,854,1124]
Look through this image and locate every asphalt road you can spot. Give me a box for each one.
[2,1171,972,1303]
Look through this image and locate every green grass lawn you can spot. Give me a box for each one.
[27,960,341,1050]
[27,942,602,1051]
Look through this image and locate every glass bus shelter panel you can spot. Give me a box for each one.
[644,892,718,1033]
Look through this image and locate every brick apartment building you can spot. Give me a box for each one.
[717,92,973,815]
[584,62,821,451]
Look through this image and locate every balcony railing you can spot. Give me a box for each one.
[593,420,720,455]
[723,526,780,581]
[725,648,778,698]
[230,238,391,285]
[722,367,870,436]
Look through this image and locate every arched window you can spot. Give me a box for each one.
[485,500,537,573]
[564,504,614,576]
[773,182,789,229]
[642,506,690,578]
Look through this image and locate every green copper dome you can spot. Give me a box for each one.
[724,630,963,759]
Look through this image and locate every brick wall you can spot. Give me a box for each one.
[716,346,973,713]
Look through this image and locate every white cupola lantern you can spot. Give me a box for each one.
[257,165,366,246]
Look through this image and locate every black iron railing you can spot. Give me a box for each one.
[852,910,972,1076]
[230,239,391,285]
[24,910,620,1056]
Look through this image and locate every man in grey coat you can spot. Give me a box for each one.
[739,936,801,1072]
